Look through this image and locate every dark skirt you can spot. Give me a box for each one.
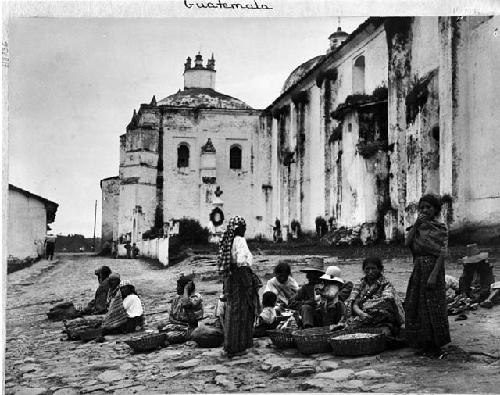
[404,255,451,349]
[223,267,258,354]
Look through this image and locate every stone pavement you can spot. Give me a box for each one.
[5,253,500,394]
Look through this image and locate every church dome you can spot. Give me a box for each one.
[281,55,325,94]
[158,88,253,110]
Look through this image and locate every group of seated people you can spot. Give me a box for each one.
[253,257,404,338]
[73,255,404,345]
[154,256,404,346]
[69,266,145,336]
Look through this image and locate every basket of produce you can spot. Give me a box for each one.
[267,328,297,349]
[124,333,167,353]
[292,326,335,355]
[329,328,386,356]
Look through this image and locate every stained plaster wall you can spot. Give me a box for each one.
[117,127,160,241]
[403,18,441,225]
[184,69,216,89]
[162,109,268,237]
[327,26,388,229]
[101,178,120,245]
[333,28,388,106]
[8,190,48,259]
[449,16,500,235]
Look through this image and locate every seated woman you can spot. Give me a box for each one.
[81,266,112,315]
[264,261,299,311]
[159,275,204,344]
[101,276,144,335]
[342,257,404,336]
[317,266,347,326]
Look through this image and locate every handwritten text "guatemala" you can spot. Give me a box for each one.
[184,0,273,9]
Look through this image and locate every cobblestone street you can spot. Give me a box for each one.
[5,253,500,394]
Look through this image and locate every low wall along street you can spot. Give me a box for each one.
[117,237,169,266]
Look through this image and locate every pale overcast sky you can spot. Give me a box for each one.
[7,17,366,236]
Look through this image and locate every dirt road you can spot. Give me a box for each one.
[5,252,500,394]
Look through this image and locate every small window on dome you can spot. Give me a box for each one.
[230,145,242,169]
[177,143,190,168]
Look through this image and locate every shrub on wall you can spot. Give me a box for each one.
[175,218,210,246]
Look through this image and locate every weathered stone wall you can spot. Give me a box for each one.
[162,108,268,237]
[184,69,216,90]
[100,177,120,245]
[8,189,47,259]
[447,16,500,240]
[334,28,388,105]
[117,125,160,242]
[386,16,500,242]
[327,25,389,234]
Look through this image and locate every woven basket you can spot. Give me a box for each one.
[329,328,386,356]
[267,329,296,349]
[125,333,167,353]
[292,326,335,355]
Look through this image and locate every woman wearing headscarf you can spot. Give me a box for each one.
[101,273,129,332]
[218,216,261,356]
[404,193,450,355]
[343,257,404,336]
[159,275,204,344]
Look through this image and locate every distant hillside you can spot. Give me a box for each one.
[54,234,101,252]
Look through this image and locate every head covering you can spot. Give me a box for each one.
[319,265,344,285]
[217,216,246,275]
[177,274,195,295]
[109,273,120,281]
[300,257,325,274]
[462,244,489,264]
[120,279,133,287]
[419,193,442,214]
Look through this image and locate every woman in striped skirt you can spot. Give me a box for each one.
[218,216,261,357]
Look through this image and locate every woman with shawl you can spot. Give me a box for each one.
[404,193,450,355]
[218,216,261,357]
[159,275,204,344]
[342,257,404,336]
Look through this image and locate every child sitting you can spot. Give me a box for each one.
[289,257,325,328]
[254,291,279,337]
[120,280,145,332]
[317,266,346,326]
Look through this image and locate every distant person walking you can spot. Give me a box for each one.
[218,216,261,357]
[125,241,132,259]
[404,193,450,356]
[45,234,56,260]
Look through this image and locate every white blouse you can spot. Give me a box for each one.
[231,236,253,268]
[122,294,143,318]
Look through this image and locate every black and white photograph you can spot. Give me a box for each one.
[3,1,500,394]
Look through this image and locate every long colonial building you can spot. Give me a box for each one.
[102,16,500,246]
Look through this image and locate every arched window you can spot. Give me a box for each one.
[352,55,365,94]
[229,145,242,169]
[177,143,189,168]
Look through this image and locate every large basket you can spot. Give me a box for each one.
[329,328,386,356]
[125,333,167,353]
[267,329,296,349]
[292,326,335,355]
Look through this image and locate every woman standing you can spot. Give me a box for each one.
[218,216,261,357]
[404,194,450,355]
